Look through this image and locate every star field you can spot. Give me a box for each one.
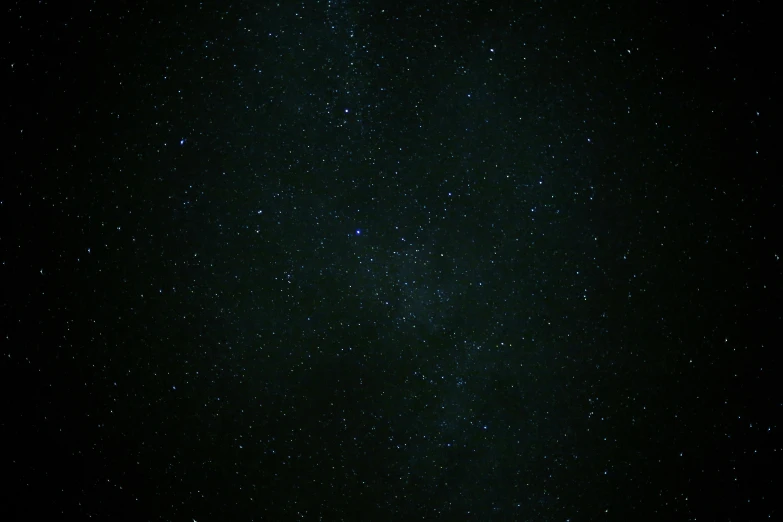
[3,0,779,520]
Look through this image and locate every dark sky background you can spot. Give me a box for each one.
[2,0,779,520]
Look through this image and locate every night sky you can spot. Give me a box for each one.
[3,0,779,520]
